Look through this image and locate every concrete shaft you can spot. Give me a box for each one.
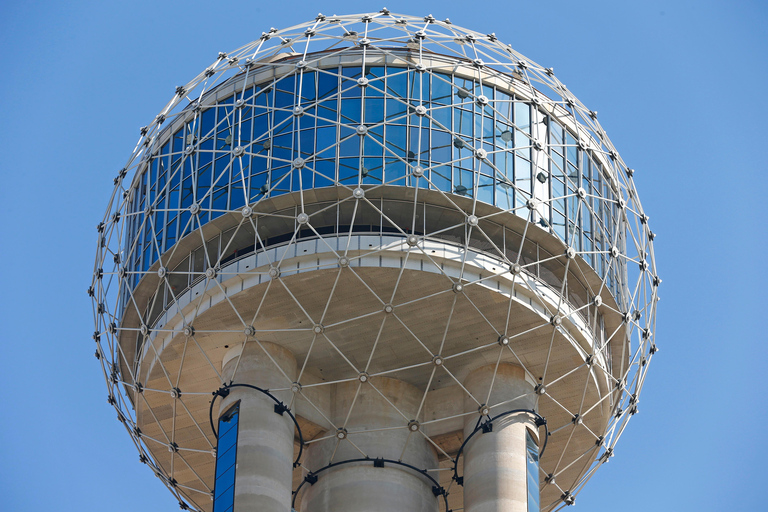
[302,377,438,512]
[219,341,297,512]
[463,364,537,512]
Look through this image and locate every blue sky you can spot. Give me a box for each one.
[0,1,765,511]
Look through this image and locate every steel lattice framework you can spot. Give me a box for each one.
[90,10,660,512]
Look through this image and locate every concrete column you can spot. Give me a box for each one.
[462,364,538,512]
[219,341,297,512]
[302,377,438,512]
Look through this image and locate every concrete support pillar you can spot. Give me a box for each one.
[302,377,438,512]
[219,341,297,512]
[462,364,538,512]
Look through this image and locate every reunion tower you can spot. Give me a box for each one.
[90,11,659,512]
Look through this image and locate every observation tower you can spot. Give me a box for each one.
[90,11,660,512]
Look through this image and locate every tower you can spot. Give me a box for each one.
[90,11,659,512]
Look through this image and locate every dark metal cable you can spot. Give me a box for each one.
[292,457,451,511]
[208,383,305,467]
[451,408,548,486]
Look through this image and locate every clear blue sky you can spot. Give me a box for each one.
[1,1,765,510]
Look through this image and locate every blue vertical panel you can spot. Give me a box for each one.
[231,155,248,210]
[295,113,317,191]
[155,208,165,257]
[565,132,579,245]
[179,123,195,237]
[165,218,177,250]
[514,102,530,146]
[386,69,408,100]
[299,71,316,105]
[384,122,406,186]
[477,103,494,144]
[495,111,515,209]
[592,163,604,272]
[364,97,384,125]
[252,112,270,146]
[453,137,474,197]
[232,96,252,208]
[608,181,618,294]
[271,85,293,199]
[217,103,234,152]
[315,124,337,188]
[366,66,385,93]
[249,154,268,201]
[316,72,338,138]
[338,126,359,185]
[314,160,336,188]
[139,164,150,272]
[385,97,407,124]
[149,157,162,252]
[317,70,337,101]
[236,109,253,148]
[477,173,494,205]
[212,99,231,214]
[514,102,531,216]
[201,100,217,135]
[197,146,213,219]
[213,402,240,512]
[271,128,292,163]
[582,157,593,263]
[550,125,566,240]
[212,153,231,216]
[341,66,362,97]
[138,157,147,210]
[290,120,305,192]
[409,127,429,167]
[455,108,473,139]
[274,74,296,109]
[363,133,383,185]
[384,116,408,185]
[431,73,452,130]
[172,130,187,237]
[430,129,451,192]
[431,73,452,105]
[197,108,215,225]
[602,180,612,280]
[298,115,316,156]
[526,430,540,512]
[340,97,361,125]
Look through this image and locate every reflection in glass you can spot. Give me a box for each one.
[127,64,622,307]
[526,429,540,512]
[213,402,240,512]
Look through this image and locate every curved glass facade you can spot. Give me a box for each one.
[125,59,622,295]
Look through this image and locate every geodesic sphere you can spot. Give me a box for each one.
[90,11,659,512]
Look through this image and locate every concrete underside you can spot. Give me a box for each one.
[129,250,616,511]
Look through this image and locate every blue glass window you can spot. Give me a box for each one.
[127,65,622,303]
[526,429,540,512]
[213,402,240,512]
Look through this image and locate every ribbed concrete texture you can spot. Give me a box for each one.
[463,365,537,512]
[302,377,438,512]
[219,342,297,512]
